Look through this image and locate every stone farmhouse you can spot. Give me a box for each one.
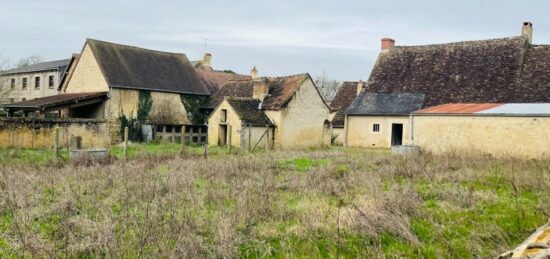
[208,72,331,149]
[0,59,70,104]
[344,22,550,157]
[3,38,212,143]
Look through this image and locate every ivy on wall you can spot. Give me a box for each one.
[180,94,210,124]
[137,90,152,122]
[119,90,152,142]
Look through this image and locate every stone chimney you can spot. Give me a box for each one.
[381,38,395,51]
[522,22,533,44]
[201,53,212,70]
[251,66,258,79]
[252,77,269,101]
[356,80,364,96]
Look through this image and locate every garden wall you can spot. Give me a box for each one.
[0,118,110,149]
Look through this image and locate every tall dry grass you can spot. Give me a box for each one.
[0,148,548,258]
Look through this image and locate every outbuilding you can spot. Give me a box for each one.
[207,97,274,150]
[344,92,424,148]
[411,103,550,158]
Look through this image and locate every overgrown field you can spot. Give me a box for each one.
[0,146,549,258]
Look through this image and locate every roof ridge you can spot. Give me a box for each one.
[87,38,188,57]
[394,36,524,49]
[264,73,309,80]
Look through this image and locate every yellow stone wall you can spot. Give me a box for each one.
[411,115,550,158]
[0,124,110,149]
[345,115,410,148]
[2,71,61,103]
[149,91,188,124]
[64,43,109,93]
[207,99,243,147]
[107,89,188,123]
[268,79,330,149]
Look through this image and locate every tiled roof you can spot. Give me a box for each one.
[1,59,71,75]
[209,74,311,110]
[366,37,550,107]
[197,69,250,94]
[87,39,209,95]
[226,98,273,125]
[345,92,425,115]
[209,79,254,108]
[2,92,108,110]
[415,103,550,115]
[330,81,360,127]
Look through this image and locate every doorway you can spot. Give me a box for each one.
[391,123,403,146]
[218,125,227,146]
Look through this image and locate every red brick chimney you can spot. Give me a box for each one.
[381,38,395,51]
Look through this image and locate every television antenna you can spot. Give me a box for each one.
[200,37,209,52]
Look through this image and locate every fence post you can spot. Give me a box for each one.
[54,127,60,161]
[180,125,186,154]
[123,126,129,162]
[203,143,208,159]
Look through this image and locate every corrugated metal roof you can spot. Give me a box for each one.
[415,103,550,115]
[478,103,550,115]
[415,103,502,114]
[2,92,108,110]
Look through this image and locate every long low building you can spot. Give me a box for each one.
[410,103,550,158]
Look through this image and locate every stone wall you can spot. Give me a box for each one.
[411,115,550,158]
[345,115,410,148]
[269,79,330,149]
[0,118,110,149]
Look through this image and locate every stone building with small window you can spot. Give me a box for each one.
[208,72,331,149]
[0,59,70,103]
[344,92,424,148]
[2,38,211,144]
[345,22,550,149]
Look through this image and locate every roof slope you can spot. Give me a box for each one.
[87,39,208,95]
[366,37,550,107]
[2,92,107,110]
[2,59,71,75]
[197,69,250,94]
[209,74,311,110]
[346,92,425,115]
[226,98,273,125]
[415,103,550,115]
[330,81,360,126]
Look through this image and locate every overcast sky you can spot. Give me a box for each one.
[1,0,549,80]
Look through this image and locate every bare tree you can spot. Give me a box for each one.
[315,71,341,103]
[16,54,42,68]
[148,98,182,125]
[0,54,13,105]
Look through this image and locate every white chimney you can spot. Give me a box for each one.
[522,22,533,44]
[251,66,258,79]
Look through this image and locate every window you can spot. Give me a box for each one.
[34,77,40,89]
[10,79,15,89]
[21,98,26,101]
[221,109,227,122]
[22,78,28,89]
[48,75,55,88]
[373,123,380,132]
